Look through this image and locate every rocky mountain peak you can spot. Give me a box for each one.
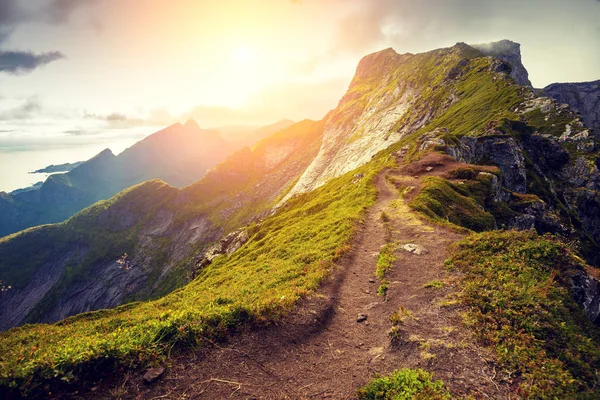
[184,118,201,131]
[471,39,531,86]
[351,47,408,85]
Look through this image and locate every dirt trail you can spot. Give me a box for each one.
[102,170,510,399]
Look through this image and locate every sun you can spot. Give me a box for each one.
[232,46,254,64]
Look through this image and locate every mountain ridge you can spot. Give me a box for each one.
[0,39,599,398]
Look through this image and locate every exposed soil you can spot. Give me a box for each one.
[79,168,511,399]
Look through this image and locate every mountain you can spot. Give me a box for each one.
[544,80,600,133]
[0,119,283,238]
[0,119,324,331]
[1,40,599,398]
[30,161,84,174]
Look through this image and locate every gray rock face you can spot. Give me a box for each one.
[471,40,532,86]
[544,80,600,133]
[570,269,600,324]
[445,135,527,193]
[194,228,250,271]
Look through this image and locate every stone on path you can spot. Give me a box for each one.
[143,367,165,384]
[356,313,368,323]
[403,243,428,255]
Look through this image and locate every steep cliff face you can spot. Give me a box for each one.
[284,43,483,201]
[0,120,323,330]
[544,80,600,133]
[471,39,532,86]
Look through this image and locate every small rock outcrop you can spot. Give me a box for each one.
[194,228,250,270]
[445,135,527,194]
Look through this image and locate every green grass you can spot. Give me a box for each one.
[426,58,522,136]
[447,230,600,398]
[389,306,415,325]
[357,368,450,400]
[0,156,385,396]
[377,280,390,297]
[409,177,496,232]
[376,243,397,279]
[423,280,445,289]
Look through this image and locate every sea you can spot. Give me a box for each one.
[0,137,143,193]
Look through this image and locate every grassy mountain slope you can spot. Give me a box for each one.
[0,120,323,332]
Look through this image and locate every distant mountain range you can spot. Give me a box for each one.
[0,118,294,237]
[29,161,84,174]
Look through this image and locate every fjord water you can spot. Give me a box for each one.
[0,137,141,193]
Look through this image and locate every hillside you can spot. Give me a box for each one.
[0,119,291,238]
[0,40,599,398]
[0,119,323,331]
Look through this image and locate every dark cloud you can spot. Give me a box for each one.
[0,0,102,26]
[0,0,21,26]
[0,98,42,120]
[0,50,65,74]
[0,0,103,68]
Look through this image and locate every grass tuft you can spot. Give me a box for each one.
[357,368,450,400]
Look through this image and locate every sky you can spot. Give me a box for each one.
[0,0,599,141]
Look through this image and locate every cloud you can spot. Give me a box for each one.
[0,0,102,71]
[0,51,65,74]
[84,111,155,129]
[0,98,42,120]
[0,0,102,26]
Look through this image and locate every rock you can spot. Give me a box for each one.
[368,278,376,283]
[445,135,527,193]
[395,146,410,159]
[476,172,507,203]
[425,166,434,172]
[356,313,368,323]
[544,80,600,133]
[195,228,250,271]
[143,367,165,384]
[352,173,364,184]
[523,133,570,173]
[403,244,428,255]
[508,214,536,230]
[418,129,447,151]
[368,347,384,356]
[570,269,600,325]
